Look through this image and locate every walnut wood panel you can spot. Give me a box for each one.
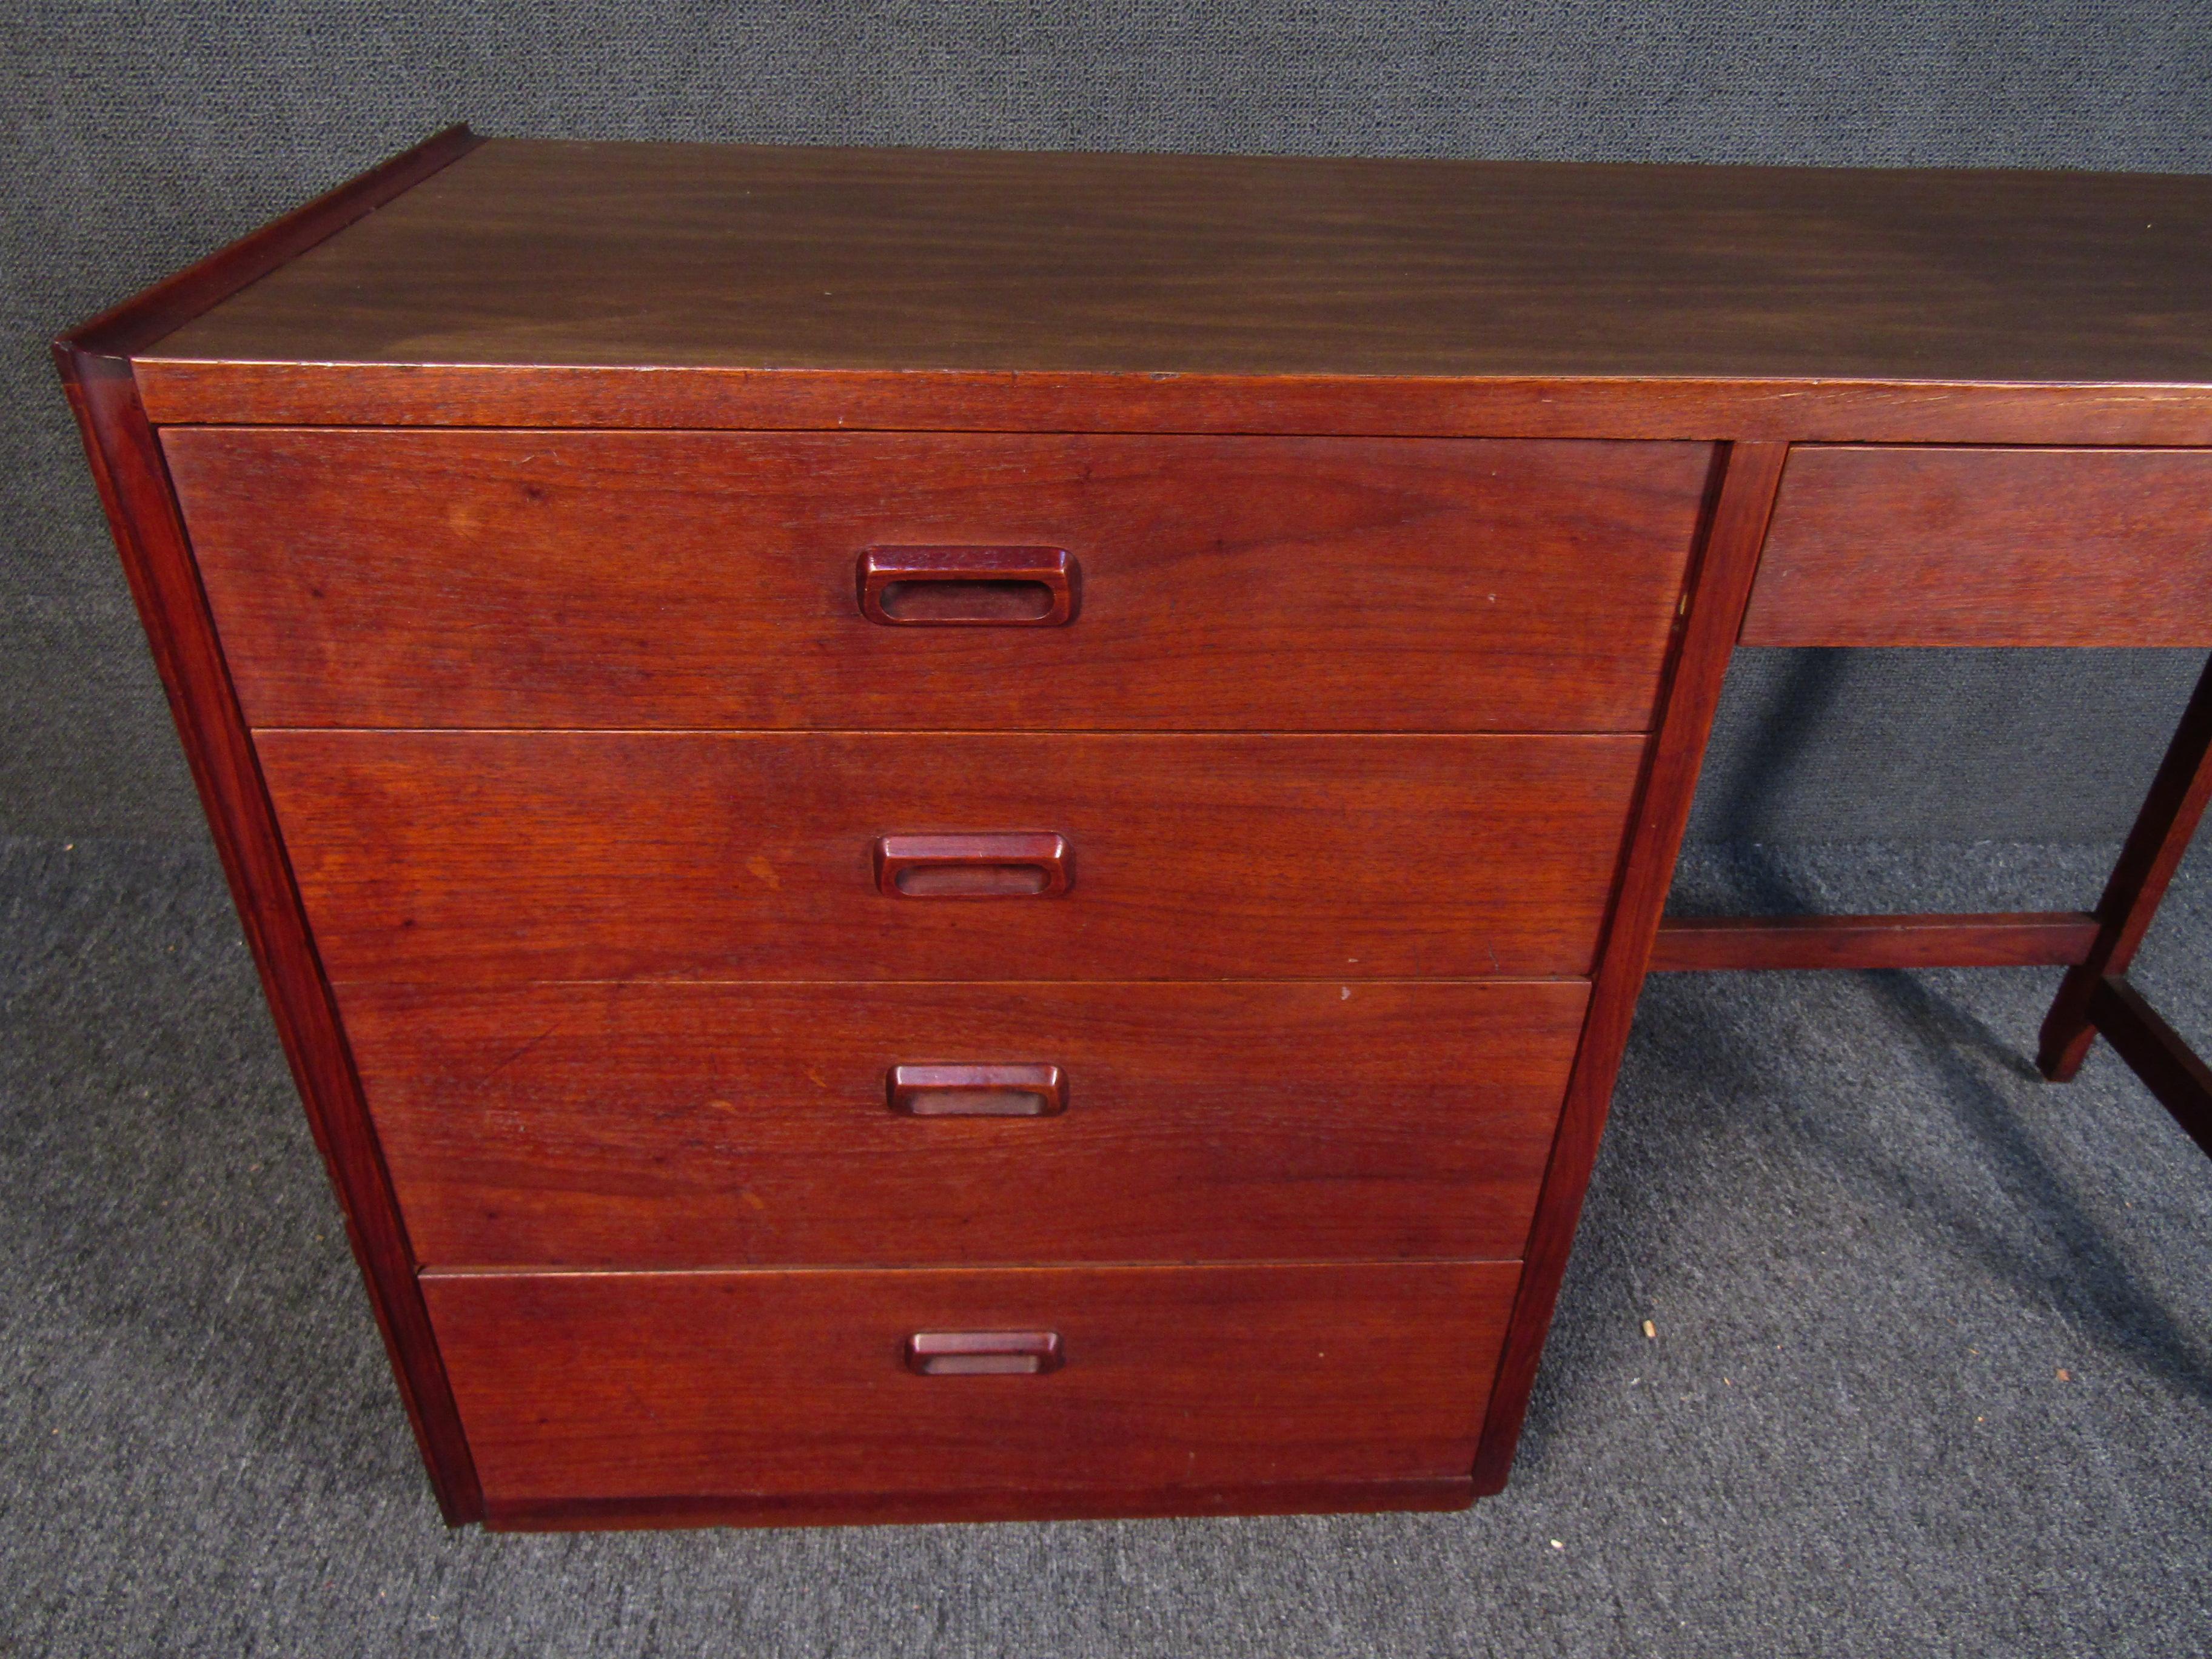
[51,129,489,1526]
[341,979,1589,1269]
[1742,447,2212,647]
[422,1261,1520,1507]
[132,361,2212,445]
[258,732,1644,984]
[1475,441,1786,1494]
[1651,911,2102,972]
[164,429,1711,734]
[149,140,2212,388]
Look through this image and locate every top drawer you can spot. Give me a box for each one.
[163,430,1712,733]
[1741,446,2212,647]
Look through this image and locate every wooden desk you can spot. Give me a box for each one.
[56,129,2212,1530]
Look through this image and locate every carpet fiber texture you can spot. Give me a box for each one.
[1,832,2206,1657]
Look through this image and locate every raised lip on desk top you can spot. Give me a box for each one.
[58,124,486,367]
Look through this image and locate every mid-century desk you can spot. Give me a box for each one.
[56,130,2212,1530]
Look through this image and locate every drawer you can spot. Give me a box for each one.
[422,1261,1520,1516]
[346,979,1589,1269]
[1741,445,2212,646]
[167,428,1714,732]
[261,731,1644,983]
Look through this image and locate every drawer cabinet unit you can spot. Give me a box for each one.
[58,130,2212,1530]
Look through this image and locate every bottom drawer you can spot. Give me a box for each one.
[426,1261,1520,1524]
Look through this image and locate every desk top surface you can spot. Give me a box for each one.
[151,138,2212,386]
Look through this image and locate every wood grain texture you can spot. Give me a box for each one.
[164,429,1711,734]
[422,1261,1520,1506]
[133,360,2212,444]
[149,140,2212,387]
[1743,447,2212,647]
[258,731,1646,984]
[131,360,2212,446]
[340,979,1589,1269]
[1474,441,1788,1495]
[1651,911,2102,972]
[132,140,2212,441]
[2040,654,2212,1079]
[50,129,491,1527]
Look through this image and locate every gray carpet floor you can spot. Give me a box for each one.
[2,833,2207,1658]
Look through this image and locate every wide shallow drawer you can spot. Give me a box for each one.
[346,979,1589,1269]
[424,1261,1519,1521]
[1741,445,2212,646]
[167,429,1713,732]
[263,731,1644,982]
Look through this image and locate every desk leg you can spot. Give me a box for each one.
[1472,440,1788,1496]
[2038,652,2212,1082]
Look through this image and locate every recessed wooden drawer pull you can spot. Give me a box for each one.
[888,1062,1068,1117]
[857,546,1078,626]
[905,1330,1066,1376]
[874,833,1071,897]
